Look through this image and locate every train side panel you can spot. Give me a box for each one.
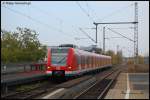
[46,47,112,77]
[69,49,112,76]
[65,48,78,76]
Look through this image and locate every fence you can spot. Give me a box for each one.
[1,62,46,75]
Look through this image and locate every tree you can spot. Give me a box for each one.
[116,51,123,64]
[105,50,123,65]
[1,27,47,63]
[138,55,144,64]
[105,50,116,64]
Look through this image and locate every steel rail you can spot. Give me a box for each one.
[73,68,119,99]
[97,70,121,99]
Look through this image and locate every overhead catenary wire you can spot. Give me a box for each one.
[31,5,63,24]
[2,5,73,37]
[98,3,134,22]
[76,1,95,22]
[79,28,96,43]
[31,4,85,39]
[31,5,64,33]
[107,27,135,42]
[85,2,101,22]
[32,2,98,44]
[33,3,96,43]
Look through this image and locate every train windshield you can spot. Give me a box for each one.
[51,48,68,66]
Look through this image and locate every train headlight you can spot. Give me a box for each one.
[48,66,51,69]
[68,66,72,69]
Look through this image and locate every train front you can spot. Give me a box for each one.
[46,47,73,77]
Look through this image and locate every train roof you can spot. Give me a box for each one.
[48,47,111,59]
[74,48,111,59]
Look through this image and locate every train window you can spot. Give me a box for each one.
[89,56,90,67]
[96,57,97,66]
[89,56,91,67]
[91,56,93,67]
[97,57,99,66]
[85,56,87,68]
[83,56,85,68]
[88,56,90,67]
[84,56,87,67]
[93,57,95,67]
[51,48,68,66]
[91,56,92,67]
[76,54,80,66]
[95,57,96,67]
[93,56,94,67]
[95,57,97,67]
[100,57,102,66]
[81,55,84,67]
[84,56,86,67]
[81,56,83,66]
[90,56,92,67]
[99,57,101,66]
[98,57,99,66]
[102,58,103,66]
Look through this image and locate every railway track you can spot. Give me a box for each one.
[2,65,122,99]
[1,80,58,99]
[1,74,93,99]
[73,67,121,99]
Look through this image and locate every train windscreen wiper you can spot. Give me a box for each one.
[57,56,66,64]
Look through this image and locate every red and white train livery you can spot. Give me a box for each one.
[46,47,112,77]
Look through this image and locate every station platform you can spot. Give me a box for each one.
[1,71,47,86]
[105,73,149,99]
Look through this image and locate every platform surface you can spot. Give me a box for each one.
[1,71,47,85]
[105,73,149,99]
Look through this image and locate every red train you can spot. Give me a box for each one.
[46,47,112,77]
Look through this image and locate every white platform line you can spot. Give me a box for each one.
[42,88,65,99]
[125,73,130,99]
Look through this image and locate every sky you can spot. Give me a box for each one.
[1,1,149,57]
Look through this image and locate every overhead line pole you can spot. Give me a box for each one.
[103,27,105,54]
[134,2,138,64]
[93,3,138,61]
[93,22,138,25]
[93,21,137,54]
[96,24,98,44]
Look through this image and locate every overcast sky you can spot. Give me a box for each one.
[1,1,149,57]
